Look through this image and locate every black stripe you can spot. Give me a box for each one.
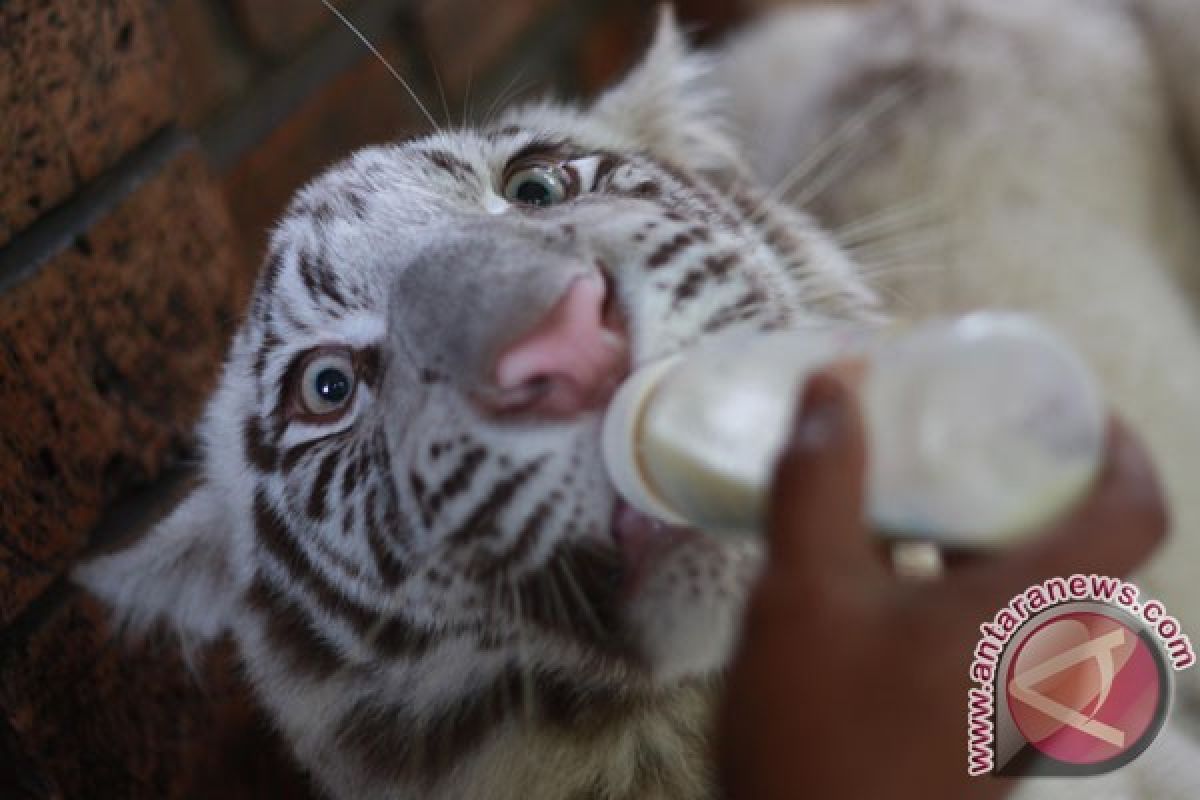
[505,138,571,169]
[256,252,285,317]
[671,268,709,310]
[335,667,635,786]
[628,179,661,199]
[339,187,368,220]
[356,345,383,389]
[728,184,763,221]
[364,487,410,587]
[340,450,362,501]
[409,470,432,528]
[591,153,619,186]
[298,250,322,303]
[301,199,337,224]
[491,124,523,137]
[366,613,439,658]
[446,458,545,547]
[246,573,349,680]
[646,231,695,269]
[428,445,488,513]
[253,330,283,381]
[465,501,553,581]
[281,437,323,473]
[702,288,768,334]
[657,160,740,228]
[704,252,739,280]
[254,490,373,630]
[306,448,342,520]
[511,541,626,652]
[424,150,474,179]
[253,490,436,659]
[243,415,278,473]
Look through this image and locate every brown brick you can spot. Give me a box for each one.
[575,3,650,97]
[0,592,315,798]
[0,38,75,248]
[230,0,347,58]
[0,150,251,624]
[419,0,560,97]
[0,0,177,244]
[0,709,60,798]
[575,1,753,96]
[165,0,254,128]
[223,46,427,259]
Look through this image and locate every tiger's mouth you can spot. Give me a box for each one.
[601,492,757,682]
[610,499,704,601]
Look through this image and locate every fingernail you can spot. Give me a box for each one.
[793,373,847,452]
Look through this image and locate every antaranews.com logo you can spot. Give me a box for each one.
[967,574,1194,777]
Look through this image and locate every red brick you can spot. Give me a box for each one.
[223,46,427,259]
[230,0,348,58]
[419,0,560,97]
[0,0,177,244]
[575,1,753,96]
[165,0,254,128]
[0,709,60,798]
[0,38,75,247]
[0,593,315,798]
[575,4,651,97]
[0,151,251,624]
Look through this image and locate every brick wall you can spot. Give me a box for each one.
[0,0,778,795]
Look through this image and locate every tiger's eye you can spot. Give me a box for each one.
[315,368,351,404]
[299,351,357,417]
[503,165,569,207]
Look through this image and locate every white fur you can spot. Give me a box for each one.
[75,485,236,644]
[75,1,1200,797]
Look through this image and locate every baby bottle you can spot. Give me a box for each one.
[601,312,1106,552]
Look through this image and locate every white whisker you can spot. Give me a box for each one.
[848,237,949,268]
[557,555,606,641]
[508,582,535,722]
[461,64,474,129]
[483,67,535,129]
[748,80,917,222]
[834,195,946,247]
[319,0,441,131]
[543,562,573,634]
[428,51,453,131]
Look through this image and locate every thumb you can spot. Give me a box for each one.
[765,371,880,581]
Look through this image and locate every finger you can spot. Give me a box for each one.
[951,417,1169,604]
[765,371,877,579]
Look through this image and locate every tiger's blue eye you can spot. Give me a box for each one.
[299,351,356,417]
[315,368,351,404]
[503,165,569,207]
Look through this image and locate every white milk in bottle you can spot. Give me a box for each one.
[602,312,1106,554]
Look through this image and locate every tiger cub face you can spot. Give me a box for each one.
[79,11,880,797]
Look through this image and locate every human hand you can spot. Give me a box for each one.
[716,372,1168,800]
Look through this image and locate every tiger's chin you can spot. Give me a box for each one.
[610,500,762,684]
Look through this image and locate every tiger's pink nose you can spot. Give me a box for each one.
[488,274,629,418]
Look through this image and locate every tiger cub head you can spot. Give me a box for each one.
[78,8,880,790]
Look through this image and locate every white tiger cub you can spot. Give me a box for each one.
[78,1,1200,798]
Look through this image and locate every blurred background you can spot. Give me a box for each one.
[0,0,858,796]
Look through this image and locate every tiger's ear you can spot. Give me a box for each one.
[74,482,239,645]
[592,6,743,176]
